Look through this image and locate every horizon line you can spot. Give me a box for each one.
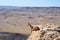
[0,5,60,7]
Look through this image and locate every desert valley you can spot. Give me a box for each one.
[0,6,60,40]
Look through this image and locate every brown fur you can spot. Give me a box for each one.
[28,23,40,33]
[27,23,60,40]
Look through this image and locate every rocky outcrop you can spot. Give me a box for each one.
[27,23,60,40]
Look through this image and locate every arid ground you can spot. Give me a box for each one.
[0,6,60,40]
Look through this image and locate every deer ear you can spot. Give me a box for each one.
[28,22,33,29]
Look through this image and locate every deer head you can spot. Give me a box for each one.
[28,23,40,33]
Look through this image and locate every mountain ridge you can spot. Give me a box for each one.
[0,6,60,13]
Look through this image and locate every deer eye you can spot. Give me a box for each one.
[36,27,40,30]
[33,27,40,31]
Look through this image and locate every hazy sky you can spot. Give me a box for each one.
[0,0,60,7]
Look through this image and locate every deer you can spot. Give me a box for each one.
[27,23,60,40]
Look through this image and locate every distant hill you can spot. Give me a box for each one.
[0,6,60,13]
[0,6,19,8]
[0,6,19,11]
